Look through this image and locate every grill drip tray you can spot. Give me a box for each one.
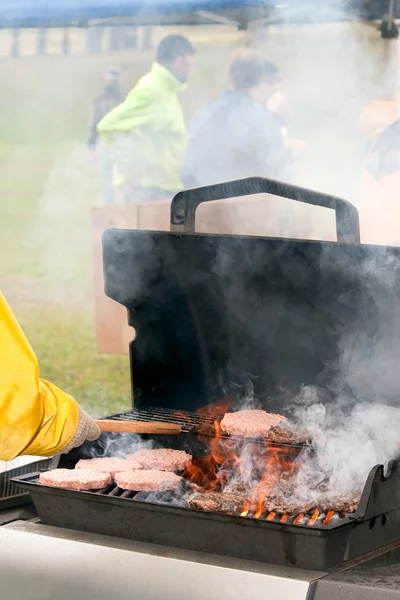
[12,463,400,572]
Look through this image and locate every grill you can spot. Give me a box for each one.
[13,177,400,571]
[12,456,400,570]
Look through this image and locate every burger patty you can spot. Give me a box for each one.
[264,493,360,515]
[75,457,142,477]
[220,410,287,438]
[115,469,183,492]
[322,495,360,514]
[127,449,192,471]
[186,490,248,513]
[39,468,111,491]
[267,425,309,445]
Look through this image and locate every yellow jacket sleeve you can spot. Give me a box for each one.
[0,293,80,461]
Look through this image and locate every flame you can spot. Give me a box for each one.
[182,402,303,519]
[293,514,304,524]
[196,401,229,417]
[307,509,320,526]
[250,446,296,517]
[323,510,335,525]
[172,411,190,422]
[280,515,288,523]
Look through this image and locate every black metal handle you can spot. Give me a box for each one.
[170,177,360,243]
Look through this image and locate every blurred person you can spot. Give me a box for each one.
[359,99,400,245]
[88,67,125,205]
[183,48,303,189]
[0,292,101,461]
[98,34,196,204]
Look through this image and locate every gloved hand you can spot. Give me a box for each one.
[61,409,101,454]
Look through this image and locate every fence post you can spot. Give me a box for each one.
[124,26,138,49]
[37,28,47,56]
[109,26,122,52]
[62,27,70,55]
[143,26,153,50]
[86,26,104,53]
[10,28,20,58]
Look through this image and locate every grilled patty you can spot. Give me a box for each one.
[267,425,309,445]
[186,490,248,513]
[220,410,287,438]
[264,493,360,515]
[40,468,111,491]
[127,448,192,471]
[115,470,183,491]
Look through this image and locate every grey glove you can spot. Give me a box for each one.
[61,409,101,454]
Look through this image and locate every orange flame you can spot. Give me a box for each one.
[322,510,335,525]
[280,515,288,523]
[307,509,320,526]
[293,514,304,524]
[183,401,304,518]
[172,411,191,422]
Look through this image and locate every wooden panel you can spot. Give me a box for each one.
[92,195,336,355]
[91,205,139,354]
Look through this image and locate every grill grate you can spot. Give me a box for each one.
[27,474,353,530]
[105,409,307,447]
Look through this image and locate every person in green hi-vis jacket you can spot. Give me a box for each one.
[97,34,196,204]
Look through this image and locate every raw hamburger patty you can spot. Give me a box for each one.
[39,468,111,491]
[186,490,248,514]
[220,410,287,438]
[115,470,182,491]
[75,457,141,477]
[127,449,192,471]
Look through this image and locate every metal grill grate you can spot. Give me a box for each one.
[105,409,307,447]
[67,479,353,530]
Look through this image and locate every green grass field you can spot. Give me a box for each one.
[0,22,393,417]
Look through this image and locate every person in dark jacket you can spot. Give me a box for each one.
[183,48,293,189]
[88,67,124,205]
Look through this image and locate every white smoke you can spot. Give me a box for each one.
[289,388,400,501]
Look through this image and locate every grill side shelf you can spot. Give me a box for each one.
[355,461,400,521]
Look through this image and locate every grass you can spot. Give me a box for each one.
[0,22,394,416]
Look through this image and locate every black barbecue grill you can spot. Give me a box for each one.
[13,177,400,571]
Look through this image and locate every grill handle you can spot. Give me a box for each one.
[96,420,182,435]
[170,177,360,243]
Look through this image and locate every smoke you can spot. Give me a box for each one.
[87,432,154,459]
[286,393,400,502]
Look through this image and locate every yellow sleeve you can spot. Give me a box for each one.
[0,293,80,461]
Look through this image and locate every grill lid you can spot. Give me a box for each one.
[102,178,400,412]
